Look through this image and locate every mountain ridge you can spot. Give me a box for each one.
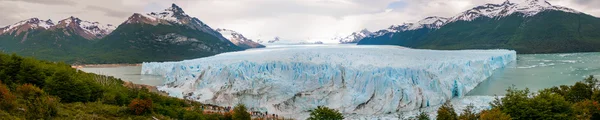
[356,0,600,53]
[0,3,246,64]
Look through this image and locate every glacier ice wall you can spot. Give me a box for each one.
[142,45,516,116]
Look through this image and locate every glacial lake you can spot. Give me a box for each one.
[79,52,600,96]
[468,52,600,95]
[78,66,165,86]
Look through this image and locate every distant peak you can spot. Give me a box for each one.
[501,0,512,5]
[506,0,550,6]
[167,3,185,14]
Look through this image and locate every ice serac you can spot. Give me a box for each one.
[142,45,516,117]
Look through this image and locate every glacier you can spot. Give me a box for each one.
[141,45,516,118]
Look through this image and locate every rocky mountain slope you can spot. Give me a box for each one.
[0,4,244,64]
[357,0,600,53]
[216,28,265,49]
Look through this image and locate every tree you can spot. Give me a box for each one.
[566,82,592,102]
[436,101,457,120]
[16,84,58,119]
[44,69,103,103]
[416,110,430,120]
[529,90,573,119]
[307,106,344,120]
[491,86,531,119]
[572,100,600,120]
[128,98,153,115]
[232,104,251,120]
[0,81,16,111]
[584,75,598,90]
[458,104,477,120]
[479,108,511,120]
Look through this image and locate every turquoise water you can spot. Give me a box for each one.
[78,66,165,86]
[468,52,600,96]
[79,52,600,96]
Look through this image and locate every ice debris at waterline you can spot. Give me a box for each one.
[142,45,516,116]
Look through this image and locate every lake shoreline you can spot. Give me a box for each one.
[72,63,141,68]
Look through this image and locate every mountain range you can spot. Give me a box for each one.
[0,4,264,64]
[352,0,600,53]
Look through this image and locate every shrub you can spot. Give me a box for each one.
[128,98,153,115]
[566,82,592,102]
[436,101,457,120]
[16,83,44,101]
[16,84,59,119]
[572,100,600,120]
[529,90,573,119]
[0,82,16,110]
[491,87,531,119]
[308,106,344,120]
[44,69,104,103]
[232,104,251,120]
[458,104,477,120]
[416,110,430,120]
[479,108,511,120]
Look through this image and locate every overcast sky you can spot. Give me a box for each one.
[0,0,599,42]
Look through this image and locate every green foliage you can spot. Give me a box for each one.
[0,52,230,119]
[458,104,478,120]
[128,98,153,115]
[0,82,16,111]
[416,110,430,120]
[565,82,592,102]
[44,69,104,103]
[16,84,59,119]
[359,11,600,54]
[492,86,573,119]
[232,104,251,120]
[436,101,457,120]
[478,108,511,120]
[308,106,344,120]
[572,100,600,119]
[491,86,531,119]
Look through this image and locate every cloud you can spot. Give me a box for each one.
[86,5,133,19]
[0,0,599,42]
[1,0,75,5]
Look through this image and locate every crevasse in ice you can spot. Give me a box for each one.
[142,45,516,116]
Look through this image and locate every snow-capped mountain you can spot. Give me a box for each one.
[125,4,227,42]
[342,16,449,41]
[355,0,579,40]
[268,37,281,43]
[0,17,115,40]
[449,0,579,22]
[216,28,265,49]
[336,29,373,44]
[53,16,116,39]
[0,18,54,36]
[358,0,600,54]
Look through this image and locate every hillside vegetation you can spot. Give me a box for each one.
[0,52,237,119]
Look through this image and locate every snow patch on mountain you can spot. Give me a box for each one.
[352,0,581,42]
[336,29,373,44]
[0,18,55,35]
[125,4,228,42]
[55,17,115,39]
[79,21,116,38]
[449,0,580,22]
[216,29,265,49]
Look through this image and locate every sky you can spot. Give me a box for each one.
[0,0,599,42]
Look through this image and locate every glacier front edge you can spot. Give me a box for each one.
[141,45,516,117]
